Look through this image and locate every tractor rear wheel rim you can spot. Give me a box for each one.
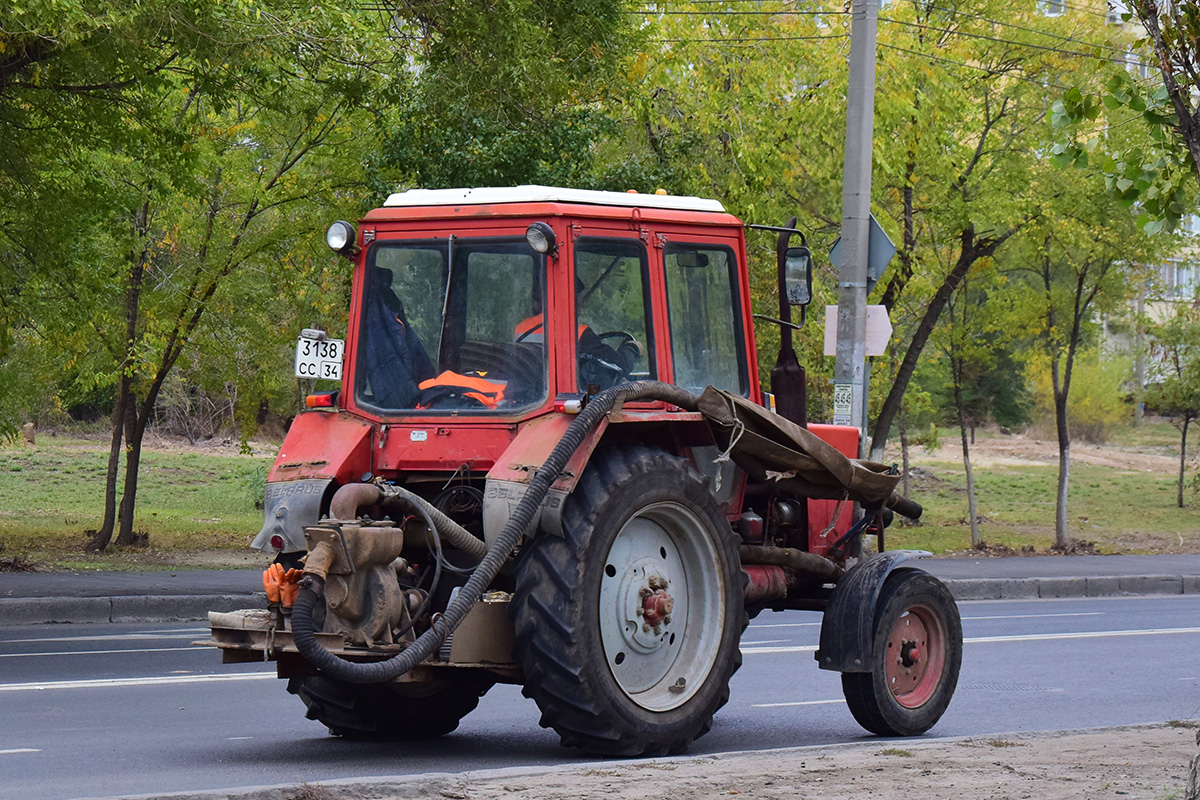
[884,604,946,709]
[598,502,724,712]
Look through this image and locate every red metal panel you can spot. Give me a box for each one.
[486,412,610,492]
[373,421,523,474]
[269,411,374,484]
[806,423,860,555]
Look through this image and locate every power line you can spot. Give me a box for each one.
[878,15,1149,67]
[628,8,846,15]
[922,4,1117,51]
[878,41,1070,89]
[658,33,850,42]
[632,6,1149,68]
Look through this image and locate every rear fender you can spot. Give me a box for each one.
[252,411,374,553]
[481,411,717,544]
[483,413,609,544]
[815,550,931,673]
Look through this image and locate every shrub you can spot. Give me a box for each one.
[1026,350,1131,443]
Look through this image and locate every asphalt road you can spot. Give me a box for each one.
[2,594,1199,800]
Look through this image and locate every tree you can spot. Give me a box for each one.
[998,179,1156,547]
[0,1,386,551]
[371,0,638,191]
[941,275,997,547]
[1127,0,1200,185]
[1051,2,1199,232]
[1144,303,1200,507]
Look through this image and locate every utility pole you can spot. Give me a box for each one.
[833,0,880,450]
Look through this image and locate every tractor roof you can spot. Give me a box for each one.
[382,185,727,213]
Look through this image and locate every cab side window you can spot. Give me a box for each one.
[664,244,747,395]
[574,238,656,390]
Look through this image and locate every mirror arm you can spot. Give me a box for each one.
[753,312,806,331]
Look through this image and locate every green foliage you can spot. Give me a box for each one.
[371,0,638,194]
[1144,304,1200,422]
[1051,2,1200,232]
[1027,350,1132,443]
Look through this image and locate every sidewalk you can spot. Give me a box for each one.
[3,553,1200,626]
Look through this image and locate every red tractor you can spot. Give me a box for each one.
[209,186,962,756]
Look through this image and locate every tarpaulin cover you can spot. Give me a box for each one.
[697,387,900,505]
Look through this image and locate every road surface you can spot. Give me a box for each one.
[2,594,1198,800]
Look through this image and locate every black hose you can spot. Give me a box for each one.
[291,381,699,684]
[381,485,488,562]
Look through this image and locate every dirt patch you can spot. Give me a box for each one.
[231,724,1197,800]
[926,433,1179,474]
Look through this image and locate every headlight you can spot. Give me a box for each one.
[326,220,356,253]
[525,222,557,255]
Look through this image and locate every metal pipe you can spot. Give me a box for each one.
[739,545,844,583]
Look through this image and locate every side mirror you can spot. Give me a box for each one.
[783,246,813,306]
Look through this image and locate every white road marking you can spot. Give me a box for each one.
[0,673,275,693]
[961,612,1104,621]
[0,647,197,659]
[748,612,1104,630]
[753,699,846,708]
[742,627,1200,655]
[3,632,201,644]
[0,749,40,755]
[739,639,793,646]
[966,627,1200,644]
[743,644,819,654]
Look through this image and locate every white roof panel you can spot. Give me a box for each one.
[383,185,726,213]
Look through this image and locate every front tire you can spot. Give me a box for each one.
[512,446,746,756]
[841,569,962,736]
[287,676,492,740]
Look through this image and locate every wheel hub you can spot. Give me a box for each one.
[615,562,674,652]
[884,606,947,709]
[640,583,674,628]
[596,503,725,711]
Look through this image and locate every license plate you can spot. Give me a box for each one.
[294,336,344,380]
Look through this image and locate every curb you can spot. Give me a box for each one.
[2,575,1198,626]
[0,594,258,626]
[944,574,1200,601]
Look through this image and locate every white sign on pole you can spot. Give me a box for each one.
[823,305,893,357]
[833,383,853,426]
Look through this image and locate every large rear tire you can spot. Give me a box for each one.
[512,446,746,756]
[287,675,492,740]
[841,569,962,736]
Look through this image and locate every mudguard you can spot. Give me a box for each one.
[815,549,931,673]
[250,478,333,553]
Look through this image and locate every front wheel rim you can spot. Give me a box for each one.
[883,604,947,709]
[597,502,725,712]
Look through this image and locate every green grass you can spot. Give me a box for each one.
[887,455,1200,554]
[0,436,271,569]
[1106,419,1184,452]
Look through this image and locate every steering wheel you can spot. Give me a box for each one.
[595,331,637,346]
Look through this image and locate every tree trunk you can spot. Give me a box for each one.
[115,412,146,547]
[953,361,981,547]
[869,227,1012,461]
[899,411,911,499]
[116,369,172,546]
[87,375,130,552]
[88,202,149,552]
[1179,416,1191,509]
[1053,383,1072,547]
